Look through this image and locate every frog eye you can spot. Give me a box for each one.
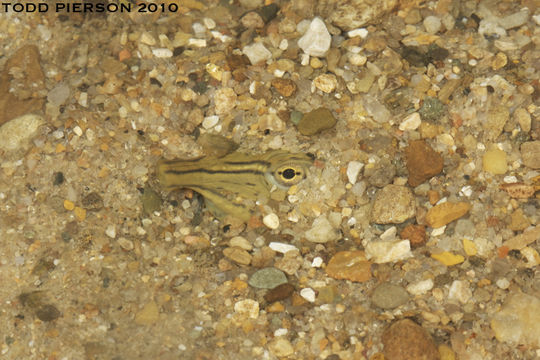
[274,165,305,186]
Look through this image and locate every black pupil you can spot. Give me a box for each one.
[282,168,296,180]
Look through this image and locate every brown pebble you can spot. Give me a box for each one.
[427,190,440,205]
[382,319,440,360]
[36,304,62,322]
[296,107,337,136]
[264,283,295,303]
[425,201,471,228]
[326,251,372,282]
[271,78,297,97]
[400,224,426,248]
[405,140,444,187]
[0,45,45,126]
[499,183,535,199]
[291,292,308,307]
[82,192,104,211]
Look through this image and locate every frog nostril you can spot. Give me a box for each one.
[282,168,296,180]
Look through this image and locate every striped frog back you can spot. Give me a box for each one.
[157,150,313,221]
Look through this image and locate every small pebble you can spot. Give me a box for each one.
[325,251,371,282]
[346,161,363,185]
[264,283,294,303]
[140,32,156,46]
[263,213,280,229]
[347,28,368,38]
[214,88,237,115]
[134,301,159,325]
[269,242,298,254]
[117,237,134,251]
[313,74,337,93]
[431,251,465,266]
[484,105,509,141]
[399,112,421,131]
[105,225,116,239]
[491,293,540,347]
[406,279,434,296]
[372,283,409,309]
[202,115,219,129]
[74,207,86,221]
[423,16,441,34]
[448,280,472,304]
[296,107,337,136]
[297,17,331,57]
[370,185,416,224]
[229,236,252,251]
[425,201,471,229]
[242,42,272,65]
[305,215,340,243]
[299,288,316,303]
[268,337,294,357]
[271,78,297,97]
[311,257,323,268]
[223,247,251,265]
[0,114,45,152]
[405,140,444,187]
[520,141,540,169]
[47,83,70,106]
[248,268,287,289]
[152,48,173,58]
[382,319,440,360]
[482,148,508,175]
[365,240,413,264]
[234,299,259,319]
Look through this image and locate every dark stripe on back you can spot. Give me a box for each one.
[166,168,265,176]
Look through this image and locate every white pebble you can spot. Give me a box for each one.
[152,48,173,58]
[105,225,116,239]
[202,115,219,129]
[311,257,323,268]
[496,278,510,289]
[298,17,331,57]
[73,125,83,137]
[242,42,272,65]
[431,226,446,236]
[459,185,473,197]
[188,38,207,48]
[203,17,216,30]
[211,31,232,43]
[305,215,339,243]
[423,15,441,34]
[348,53,367,66]
[192,22,206,37]
[365,240,412,264]
[503,175,518,183]
[140,32,156,45]
[347,28,368,38]
[263,213,280,229]
[399,112,421,131]
[448,280,472,304]
[78,92,88,107]
[406,279,434,295]
[346,161,364,185]
[269,242,298,254]
[274,328,288,337]
[234,299,259,319]
[300,288,316,303]
[380,226,397,241]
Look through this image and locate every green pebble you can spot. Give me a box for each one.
[248,267,287,289]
